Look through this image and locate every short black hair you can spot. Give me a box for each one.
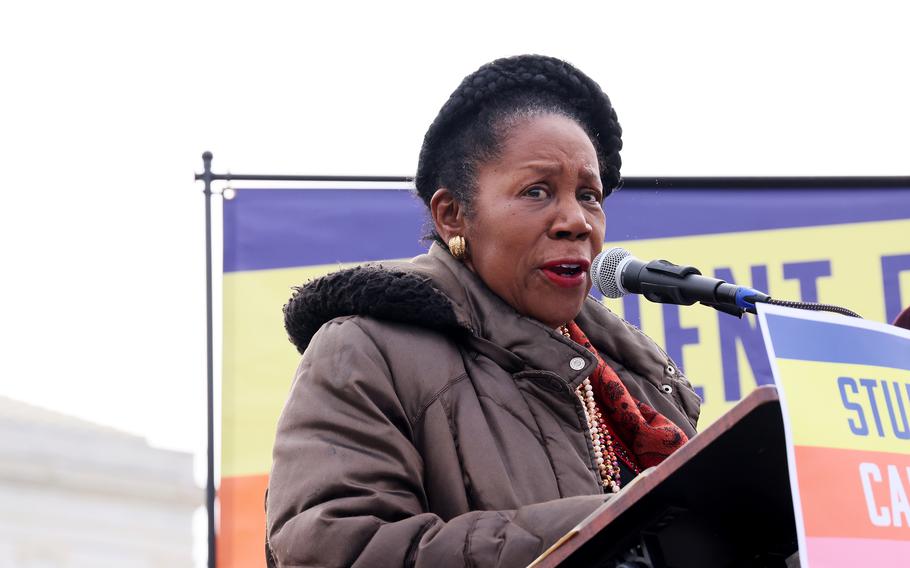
[415,54,623,240]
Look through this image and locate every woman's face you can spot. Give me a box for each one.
[462,113,605,328]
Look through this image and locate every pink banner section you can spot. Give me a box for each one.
[806,536,910,567]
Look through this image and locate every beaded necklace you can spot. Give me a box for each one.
[559,323,624,493]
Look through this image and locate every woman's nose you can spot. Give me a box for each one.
[549,197,592,240]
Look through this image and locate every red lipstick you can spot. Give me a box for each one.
[539,258,590,288]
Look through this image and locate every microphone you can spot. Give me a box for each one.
[590,247,770,316]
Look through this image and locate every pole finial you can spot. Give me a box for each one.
[196,151,215,184]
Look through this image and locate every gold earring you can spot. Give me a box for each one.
[448,235,467,260]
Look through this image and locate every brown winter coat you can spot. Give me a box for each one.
[267,244,701,568]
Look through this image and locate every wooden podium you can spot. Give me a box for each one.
[532,386,798,568]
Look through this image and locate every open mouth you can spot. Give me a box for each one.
[540,260,589,288]
[548,264,583,277]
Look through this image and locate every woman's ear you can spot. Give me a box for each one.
[429,188,467,241]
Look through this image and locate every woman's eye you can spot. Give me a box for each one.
[579,190,601,203]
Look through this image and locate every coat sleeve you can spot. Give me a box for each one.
[266,317,608,568]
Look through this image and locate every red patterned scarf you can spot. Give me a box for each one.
[568,321,688,469]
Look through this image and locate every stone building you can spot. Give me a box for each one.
[0,396,201,567]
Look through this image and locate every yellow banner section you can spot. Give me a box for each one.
[223,261,367,477]
[774,359,910,452]
[601,219,910,426]
[223,219,910,477]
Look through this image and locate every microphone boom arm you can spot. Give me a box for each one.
[626,259,770,318]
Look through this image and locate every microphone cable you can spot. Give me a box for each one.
[762,298,862,318]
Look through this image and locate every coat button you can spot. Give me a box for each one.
[661,384,673,394]
[569,357,586,371]
[666,365,676,375]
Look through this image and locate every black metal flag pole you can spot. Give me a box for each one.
[194,152,217,568]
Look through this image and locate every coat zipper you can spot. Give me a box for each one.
[523,369,607,495]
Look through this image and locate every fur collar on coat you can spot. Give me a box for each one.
[283,257,462,355]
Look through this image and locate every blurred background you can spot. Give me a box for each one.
[1,1,908,566]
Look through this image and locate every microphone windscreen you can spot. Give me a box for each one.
[591,247,630,298]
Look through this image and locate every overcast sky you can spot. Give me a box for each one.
[2,0,908,487]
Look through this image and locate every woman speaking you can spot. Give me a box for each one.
[266,54,701,567]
